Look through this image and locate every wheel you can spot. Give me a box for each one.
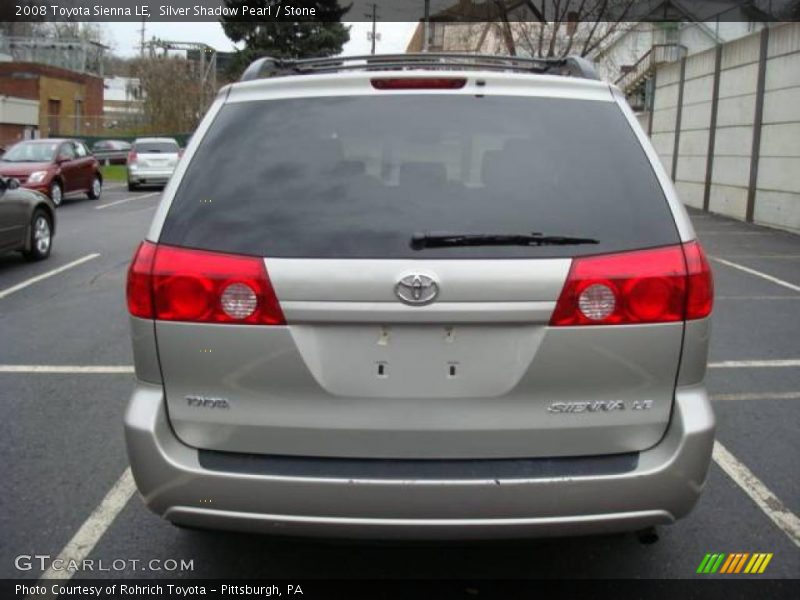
[23,209,52,261]
[127,180,138,192]
[49,181,63,207]
[87,175,102,200]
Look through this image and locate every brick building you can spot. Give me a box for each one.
[0,62,104,145]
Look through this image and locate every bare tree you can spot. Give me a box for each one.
[481,0,639,59]
[131,57,206,134]
[46,22,108,47]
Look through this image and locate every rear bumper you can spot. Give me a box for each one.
[124,384,715,539]
[128,168,173,184]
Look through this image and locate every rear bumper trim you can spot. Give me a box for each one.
[199,449,638,481]
[165,507,673,539]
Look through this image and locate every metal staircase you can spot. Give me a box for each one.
[615,44,688,94]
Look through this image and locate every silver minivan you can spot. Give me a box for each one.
[125,54,715,539]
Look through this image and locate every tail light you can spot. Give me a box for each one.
[126,241,156,319]
[127,150,137,165]
[550,242,713,326]
[684,241,714,319]
[126,242,285,325]
[371,78,467,90]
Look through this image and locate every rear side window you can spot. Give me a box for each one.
[135,141,178,153]
[160,95,678,258]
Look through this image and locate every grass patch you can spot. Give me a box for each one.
[101,164,127,182]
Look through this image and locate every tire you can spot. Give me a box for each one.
[127,180,138,192]
[23,209,52,261]
[87,175,102,200]
[49,181,63,207]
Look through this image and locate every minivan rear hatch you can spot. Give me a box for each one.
[151,89,686,459]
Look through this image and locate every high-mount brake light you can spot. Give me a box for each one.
[125,242,285,325]
[550,242,713,326]
[371,78,467,90]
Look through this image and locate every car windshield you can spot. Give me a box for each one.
[135,142,178,153]
[2,142,59,162]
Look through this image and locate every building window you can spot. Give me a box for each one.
[430,22,445,49]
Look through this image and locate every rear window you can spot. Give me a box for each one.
[160,95,678,258]
[135,141,178,153]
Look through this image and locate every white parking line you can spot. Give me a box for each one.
[711,256,800,293]
[0,253,100,299]
[0,365,133,373]
[94,191,160,210]
[713,442,800,547]
[717,295,800,300]
[700,231,770,235]
[720,254,800,259]
[708,359,800,368]
[37,468,136,582]
[712,391,800,401]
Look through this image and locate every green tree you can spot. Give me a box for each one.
[221,1,351,77]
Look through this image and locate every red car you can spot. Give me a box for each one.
[0,138,103,206]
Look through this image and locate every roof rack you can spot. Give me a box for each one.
[239,53,600,82]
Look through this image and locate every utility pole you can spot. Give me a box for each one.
[139,17,146,57]
[365,3,379,55]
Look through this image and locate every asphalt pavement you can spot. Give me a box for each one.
[0,185,798,581]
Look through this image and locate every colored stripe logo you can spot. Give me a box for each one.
[697,553,773,574]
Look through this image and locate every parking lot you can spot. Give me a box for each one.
[0,184,798,581]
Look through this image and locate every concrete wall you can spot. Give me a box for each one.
[0,95,39,148]
[650,23,800,233]
[0,95,38,125]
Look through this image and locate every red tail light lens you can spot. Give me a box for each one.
[126,241,156,318]
[127,150,137,164]
[371,78,467,90]
[550,243,713,326]
[684,241,714,319]
[125,242,285,325]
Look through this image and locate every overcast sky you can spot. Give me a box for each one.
[104,21,417,57]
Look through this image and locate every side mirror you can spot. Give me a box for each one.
[56,155,69,164]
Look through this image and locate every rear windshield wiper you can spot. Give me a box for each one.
[410,231,599,250]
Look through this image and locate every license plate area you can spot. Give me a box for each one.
[289,324,544,399]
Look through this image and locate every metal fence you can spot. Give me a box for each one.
[0,36,106,77]
[41,113,191,141]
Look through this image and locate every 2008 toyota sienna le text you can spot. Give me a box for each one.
[124,54,715,539]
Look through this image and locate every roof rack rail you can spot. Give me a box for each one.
[239,53,600,82]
